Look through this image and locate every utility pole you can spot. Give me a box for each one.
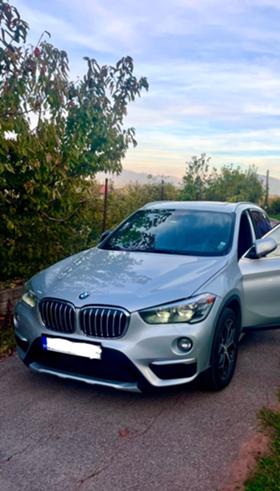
[264,169,269,210]
[160,179,164,200]
[102,177,109,233]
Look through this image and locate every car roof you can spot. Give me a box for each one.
[142,201,263,213]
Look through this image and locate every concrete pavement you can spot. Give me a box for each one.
[0,329,279,491]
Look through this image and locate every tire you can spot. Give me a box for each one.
[204,307,239,391]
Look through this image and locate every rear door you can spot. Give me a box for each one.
[239,221,280,328]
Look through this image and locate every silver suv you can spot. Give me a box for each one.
[14,201,280,392]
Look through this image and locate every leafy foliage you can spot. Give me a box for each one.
[268,197,280,217]
[0,1,267,285]
[207,164,264,203]
[65,57,148,176]
[181,154,264,203]
[181,153,213,200]
[106,181,179,230]
[0,0,148,280]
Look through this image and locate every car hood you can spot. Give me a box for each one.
[31,248,228,312]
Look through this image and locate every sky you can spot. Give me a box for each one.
[12,0,280,179]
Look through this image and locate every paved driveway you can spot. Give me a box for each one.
[0,330,279,491]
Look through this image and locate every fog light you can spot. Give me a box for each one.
[177,337,193,352]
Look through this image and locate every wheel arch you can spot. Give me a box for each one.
[202,294,242,390]
[216,293,242,334]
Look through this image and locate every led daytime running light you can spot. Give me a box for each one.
[140,293,216,324]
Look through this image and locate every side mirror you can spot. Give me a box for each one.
[100,230,111,242]
[247,237,277,259]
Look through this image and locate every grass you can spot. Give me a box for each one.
[245,398,280,491]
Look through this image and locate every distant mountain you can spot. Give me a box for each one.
[259,175,280,197]
[97,169,280,196]
[97,169,182,187]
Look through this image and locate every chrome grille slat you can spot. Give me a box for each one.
[80,307,129,339]
[54,303,59,330]
[94,308,99,337]
[106,310,110,337]
[49,301,54,329]
[118,312,123,337]
[89,308,93,336]
[39,299,75,334]
[100,309,105,337]
[59,303,63,330]
[45,302,50,327]
[112,310,117,337]
[61,304,65,331]
[41,301,46,326]
[83,309,87,335]
[67,305,71,332]
[63,304,68,332]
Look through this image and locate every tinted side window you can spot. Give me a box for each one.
[249,210,271,239]
[238,212,253,259]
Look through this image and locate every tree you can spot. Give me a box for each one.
[0,0,148,280]
[181,153,214,200]
[207,164,263,203]
[181,153,263,204]
[268,197,280,217]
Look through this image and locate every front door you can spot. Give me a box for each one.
[240,224,280,328]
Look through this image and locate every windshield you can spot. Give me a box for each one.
[100,209,235,256]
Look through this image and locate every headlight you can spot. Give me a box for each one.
[139,293,216,324]
[21,290,37,308]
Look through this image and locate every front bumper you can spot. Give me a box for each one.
[14,298,221,392]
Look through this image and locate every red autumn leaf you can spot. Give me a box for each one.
[34,47,40,57]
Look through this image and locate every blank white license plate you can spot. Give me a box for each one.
[42,336,102,360]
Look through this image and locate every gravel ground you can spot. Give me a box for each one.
[0,329,279,491]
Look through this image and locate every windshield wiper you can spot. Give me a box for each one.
[101,245,202,255]
[100,245,126,251]
[121,248,189,255]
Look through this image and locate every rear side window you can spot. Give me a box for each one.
[238,212,253,259]
[249,210,271,239]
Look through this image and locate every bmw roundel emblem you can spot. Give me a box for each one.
[79,291,90,300]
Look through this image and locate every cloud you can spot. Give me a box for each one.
[14,0,126,55]
[125,59,280,133]
[13,0,280,179]
[124,125,280,178]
